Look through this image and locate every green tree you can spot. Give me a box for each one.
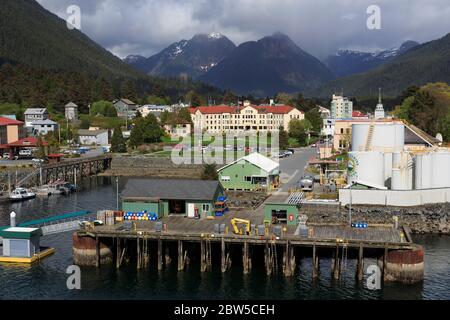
[129,114,164,148]
[305,108,323,133]
[90,100,117,117]
[201,163,218,180]
[185,91,202,107]
[111,126,127,153]
[80,118,91,129]
[278,126,289,150]
[289,119,312,147]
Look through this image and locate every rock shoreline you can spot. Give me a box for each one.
[304,203,450,234]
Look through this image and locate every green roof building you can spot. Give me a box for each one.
[218,153,280,191]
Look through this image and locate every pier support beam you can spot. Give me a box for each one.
[158,239,163,271]
[116,237,121,269]
[356,244,364,281]
[243,241,250,274]
[221,237,227,273]
[312,243,319,279]
[177,240,184,271]
[332,244,340,280]
[200,241,206,272]
[165,246,171,266]
[283,241,294,277]
[137,237,141,270]
[95,236,100,268]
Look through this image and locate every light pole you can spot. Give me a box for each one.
[349,183,352,226]
[115,177,119,211]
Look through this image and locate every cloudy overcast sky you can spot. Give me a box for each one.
[36,0,450,60]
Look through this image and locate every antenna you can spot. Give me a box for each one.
[378,87,382,104]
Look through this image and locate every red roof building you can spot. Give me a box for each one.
[189,103,305,133]
[0,116,25,145]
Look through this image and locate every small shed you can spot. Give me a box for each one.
[264,203,299,226]
[48,153,64,164]
[0,227,42,258]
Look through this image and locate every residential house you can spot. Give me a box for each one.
[24,108,49,127]
[217,153,280,191]
[65,102,78,121]
[121,179,225,219]
[164,121,192,138]
[77,129,109,146]
[317,106,331,119]
[0,116,25,145]
[189,101,304,134]
[113,99,139,118]
[138,105,174,119]
[31,119,58,136]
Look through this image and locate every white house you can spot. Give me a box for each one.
[24,108,49,127]
[164,121,192,138]
[77,129,109,146]
[31,119,58,136]
[138,105,174,118]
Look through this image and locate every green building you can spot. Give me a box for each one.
[218,153,280,191]
[264,203,299,226]
[121,179,225,219]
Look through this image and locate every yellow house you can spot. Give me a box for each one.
[0,116,25,145]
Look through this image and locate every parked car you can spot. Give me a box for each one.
[18,149,33,158]
[2,152,11,159]
[287,148,295,154]
[284,150,293,156]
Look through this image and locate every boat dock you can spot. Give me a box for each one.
[74,209,423,283]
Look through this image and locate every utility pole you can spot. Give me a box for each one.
[116,177,119,211]
[349,183,352,226]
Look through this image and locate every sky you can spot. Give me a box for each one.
[36,0,450,60]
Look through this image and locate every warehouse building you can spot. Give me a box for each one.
[217,153,280,191]
[121,179,225,219]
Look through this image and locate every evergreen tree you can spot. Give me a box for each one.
[201,163,218,180]
[111,126,127,153]
[278,126,289,150]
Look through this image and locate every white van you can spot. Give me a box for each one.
[19,149,33,158]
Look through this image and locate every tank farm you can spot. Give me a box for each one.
[73,211,424,285]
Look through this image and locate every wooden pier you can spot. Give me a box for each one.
[74,211,424,284]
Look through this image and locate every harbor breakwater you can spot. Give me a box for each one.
[304,202,450,234]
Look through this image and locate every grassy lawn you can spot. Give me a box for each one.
[79,114,126,129]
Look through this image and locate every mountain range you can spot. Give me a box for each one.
[326,41,419,77]
[125,33,236,79]
[313,33,450,97]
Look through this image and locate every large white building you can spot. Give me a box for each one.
[189,101,304,134]
[331,94,353,119]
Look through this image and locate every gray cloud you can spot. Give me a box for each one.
[37,0,450,60]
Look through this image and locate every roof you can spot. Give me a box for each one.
[352,111,366,118]
[404,123,439,146]
[7,137,47,147]
[345,180,388,190]
[0,227,42,239]
[0,116,23,126]
[77,129,108,136]
[31,119,58,125]
[65,102,78,107]
[218,152,280,174]
[121,179,222,201]
[114,98,137,106]
[0,115,17,120]
[24,108,47,115]
[189,104,297,115]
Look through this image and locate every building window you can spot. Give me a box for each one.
[244,176,252,182]
[221,176,231,182]
[202,204,210,212]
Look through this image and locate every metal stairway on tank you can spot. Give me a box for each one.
[365,123,375,151]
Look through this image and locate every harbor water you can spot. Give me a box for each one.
[0,177,449,300]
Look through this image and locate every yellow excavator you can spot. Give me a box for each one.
[231,218,251,235]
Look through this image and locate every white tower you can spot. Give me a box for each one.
[374,88,385,119]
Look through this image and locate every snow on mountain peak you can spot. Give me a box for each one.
[208,32,223,39]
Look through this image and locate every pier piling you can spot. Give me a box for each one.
[158,239,163,271]
[357,244,364,281]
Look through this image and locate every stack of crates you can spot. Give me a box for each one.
[215,196,229,217]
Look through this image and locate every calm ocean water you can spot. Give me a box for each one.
[0,177,449,300]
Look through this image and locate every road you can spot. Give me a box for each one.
[277,147,318,193]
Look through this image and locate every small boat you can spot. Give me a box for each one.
[35,184,62,197]
[9,188,36,202]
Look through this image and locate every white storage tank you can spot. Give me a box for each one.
[391,152,413,190]
[351,123,405,152]
[414,153,433,189]
[431,152,450,188]
[348,151,385,187]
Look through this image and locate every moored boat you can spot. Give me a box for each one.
[9,188,36,202]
